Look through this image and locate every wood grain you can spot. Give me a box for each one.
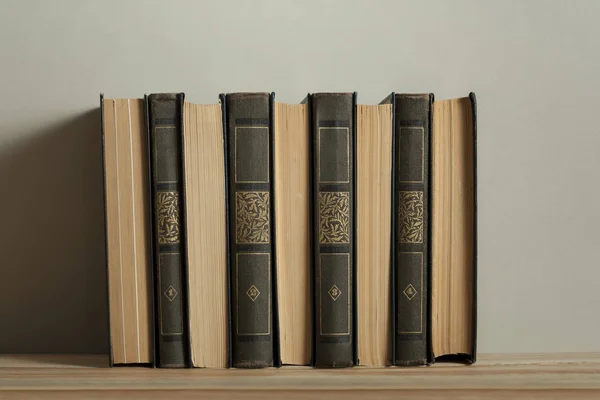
[0,354,599,399]
[184,102,229,368]
[274,102,311,366]
[356,104,393,366]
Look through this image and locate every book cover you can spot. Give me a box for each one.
[389,93,433,366]
[310,92,357,368]
[224,92,280,368]
[146,93,189,368]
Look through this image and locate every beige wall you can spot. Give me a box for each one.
[1,0,599,354]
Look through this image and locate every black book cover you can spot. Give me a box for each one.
[468,92,478,363]
[310,92,357,368]
[100,94,114,367]
[146,93,189,368]
[389,93,433,366]
[224,92,280,368]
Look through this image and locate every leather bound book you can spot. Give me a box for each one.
[147,93,189,368]
[310,93,357,368]
[389,93,433,366]
[225,92,279,368]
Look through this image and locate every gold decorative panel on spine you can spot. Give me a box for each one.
[157,191,180,244]
[398,191,424,244]
[236,191,270,244]
[319,191,350,244]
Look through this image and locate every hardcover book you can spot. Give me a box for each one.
[274,100,311,366]
[101,96,153,366]
[385,93,433,366]
[224,92,280,368]
[310,92,357,368]
[183,100,229,368]
[431,93,477,363]
[147,93,189,368]
[356,102,393,366]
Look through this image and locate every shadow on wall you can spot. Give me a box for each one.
[0,109,108,354]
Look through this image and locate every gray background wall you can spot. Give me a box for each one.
[0,0,598,354]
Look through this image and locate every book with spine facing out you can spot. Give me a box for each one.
[383,93,433,366]
[224,92,280,368]
[310,92,357,368]
[146,93,190,368]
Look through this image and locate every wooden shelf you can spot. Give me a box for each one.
[1,353,599,399]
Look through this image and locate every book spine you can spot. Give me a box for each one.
[100,94,114,367]
[311,93,356,368]
[226,93,275,368]
[393,94,431,365]
[147,93,188,368]
[469,92,478,363]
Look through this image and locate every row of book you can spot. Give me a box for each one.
[101,91,477,368]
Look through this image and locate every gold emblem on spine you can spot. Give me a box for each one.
[403,284,417,300]
[328,285,342,301]
[319,191,350,244]
[246,285,260,302]
[157,191,180,244]
[164,285,179,302]
[398,191,424,243]
[236,191,270,243]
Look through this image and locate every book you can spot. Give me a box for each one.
[356,103,393,366]
[431,93,477,363]
[183,100,229,368]
[274,100,312,365]
[147,93,189,368]
[101,96,153,365]
[224,92,279,368]
[388,93,433,366]
[99,89,477,369]
[310,92,357,368]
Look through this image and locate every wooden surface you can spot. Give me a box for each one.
[0,353,599,399]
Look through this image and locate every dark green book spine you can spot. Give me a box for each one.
[311,93,356,368]
[393,93,432,365]
[147,93,188,368]
[226,93,275,368]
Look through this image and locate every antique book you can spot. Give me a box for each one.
[274,101,311,365]
[310,93,357,368]
[183,101,228,368]
[224,92,279,368]
[147,93,189,368]
[101,96,153,365]
[432,93,477,363]
[386,93,433,366]
[356,103,393,366]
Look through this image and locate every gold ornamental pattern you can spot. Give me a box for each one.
[319,191,350,244]
[398,191,424,243]
[236,191,270,243]
[157,191,180,244]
